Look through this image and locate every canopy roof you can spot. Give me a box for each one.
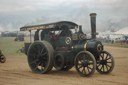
[20,21,78,31]
[115,26,128,35]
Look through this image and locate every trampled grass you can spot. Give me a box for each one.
[0,37,24,55]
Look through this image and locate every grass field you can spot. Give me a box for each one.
[0,37,128,55]
[103,42,128,48]
[0,37,24,55]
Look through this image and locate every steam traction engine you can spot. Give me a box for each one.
[20,13,114,77]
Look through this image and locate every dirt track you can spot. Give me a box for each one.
[0,46,128,85]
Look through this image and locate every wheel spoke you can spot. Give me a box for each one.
[106,57,111,60]
[103,65,104,72]
[100,65,103,71]
[87,66,93,71]
[105,54,108,60]
[84,68,86,74]
[78,65,82,69]
[105,65,108,71]
[100,54,104,60]
[82,67,86,74]
[103,53,104,60]
[107,62,112,63]
[106,64,111,68]
[96,61,100,64]
[97,63,101,67]
[40,47,44,54]
[89,61,93,65]
[41,52,47,56]
[30,59,38,64]
[87,66,90,73]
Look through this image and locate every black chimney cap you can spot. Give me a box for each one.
[90,13,97,17]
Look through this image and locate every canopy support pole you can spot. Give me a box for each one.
[29,30,32,43]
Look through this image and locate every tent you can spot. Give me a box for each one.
[115,26,128,35]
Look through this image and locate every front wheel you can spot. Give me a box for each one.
[96,51,114,74]
[74,51,96,77]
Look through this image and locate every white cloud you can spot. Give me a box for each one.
[0,0,128,32]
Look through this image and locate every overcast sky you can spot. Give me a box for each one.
[0,0,128,32]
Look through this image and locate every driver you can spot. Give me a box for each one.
[50,31,57,41]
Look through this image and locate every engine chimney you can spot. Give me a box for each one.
[90,13,97,39]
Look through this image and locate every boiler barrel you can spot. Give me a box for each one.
[73,40,103,54]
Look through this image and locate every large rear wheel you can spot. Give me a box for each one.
[27,41,54,74]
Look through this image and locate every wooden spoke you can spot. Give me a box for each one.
[107,62,112,63]
[78,65,83,69]
[87,66,90,73]
[106,64,111,68]
[103,65,104,72]
[87,66,93,71]
[106,57,111,60]
[82,67,86,74]
[105,54,108,60]
[97,63,101,67]
[105,64,108,71]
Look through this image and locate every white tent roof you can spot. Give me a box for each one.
[115,26,128,35]
[0,25,4,32]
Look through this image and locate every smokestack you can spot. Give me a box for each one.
[90,13,97,39]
